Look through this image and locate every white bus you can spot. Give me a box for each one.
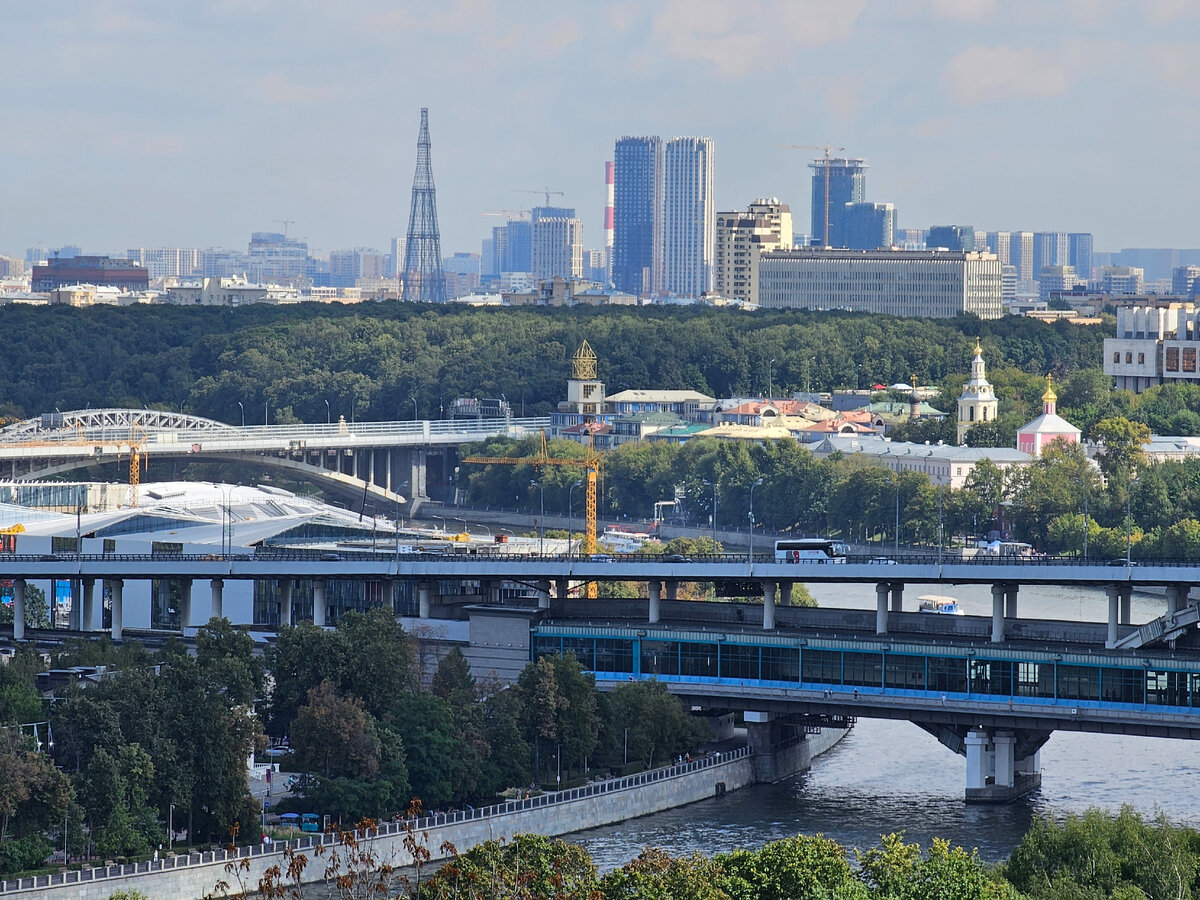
[775,538,849,563]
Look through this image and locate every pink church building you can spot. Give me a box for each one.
[1017,375,1081,456]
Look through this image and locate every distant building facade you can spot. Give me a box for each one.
[1103,301,1200,393]
[613,135,664,295]
[661,137,715,297]
[247,232,308,282]
[927,225,975,252]
[1100,266,1145,295]
[758,249,1003,319]
[842,202,896,250]
[713,198,793,305]
[31,256,148,292]
[809,157,867,247]
[531,217,583,281]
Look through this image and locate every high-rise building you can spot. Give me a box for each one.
[842,202,895,250]
[583,249,608,284]
[927,225,975,252]
[985,232,1012,267]
[613,135,664,296]
[713,198,793,305]
[809,156,867,247]
[758,248,1002,319]
[1013,232,1034,282]
[1173,265,1200,297]
[604,161,614,284]
[532,206,576,223]
[1033,232,1068,275]
[1068,233,1093,282]
[1100,266,1145,295]
[248,231,308,282]
[502,219,532,273]
[328,248,384,287]
[1039,265,1077,301]
[531,217,583,281]
[126,247,200,279]
[661,136,715,297]
[480,238,496,279]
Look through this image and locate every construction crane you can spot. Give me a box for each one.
[514,187,565,207]
[463,430,602,598]
[127,419,147,508]
[273,218,295,237]
[778,143,845,247]
[478,208,530,220]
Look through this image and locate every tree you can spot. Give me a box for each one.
[607,681,708,770]
[418,833,599,900]
[602,847,730,900]
[290,681,379,779]
[194,618,263,706]
[0,730,71,845]
[718,833,865,900]
[1092,416,1151,484]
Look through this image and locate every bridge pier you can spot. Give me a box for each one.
[211,578,224,620]
[279,579,294,626]
[1121,589,1132,625]
[780,582,793,607]
[648,581,661,624]
[665,581,678,601]
[991,584,1005,643]
[82,578,97,631]
[12,578,24,641]
[313,578,327,627]
[763,582,776,630]
[1167,585,1186,617]
[963,728,1040,801]
[418,581,434,619]
[179,579,193,633]
[876,582,889,634]
[536,580,551,610]
[1005,585,1018,619]
[1105,584,1133,647]
[109,578,123,640]
[69,579,82,631]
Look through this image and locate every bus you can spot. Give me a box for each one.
[775,538,848,563]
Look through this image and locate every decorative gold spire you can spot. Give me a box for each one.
[973,337,983,356]
[571,340,598,380]
[1042,373,1057,403]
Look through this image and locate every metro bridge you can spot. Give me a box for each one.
[6,549,1200,800]
[0,408,550,511]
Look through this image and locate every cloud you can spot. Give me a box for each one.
[254,73,333,106]
[942,44,1079,105]
[651,0,867,76]
[924,0,998,21]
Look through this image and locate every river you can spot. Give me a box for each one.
[571,580,1200,870]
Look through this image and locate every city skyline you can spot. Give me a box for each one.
[3,1,1200,258]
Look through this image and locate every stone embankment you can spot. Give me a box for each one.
[2,729,847,899]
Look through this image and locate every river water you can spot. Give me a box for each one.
[571,580,1200,870]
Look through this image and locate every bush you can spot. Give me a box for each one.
[0,834,54,876]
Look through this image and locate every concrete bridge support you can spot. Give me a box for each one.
[876,583,889,634]
[665,581,678,601]
[179,580,193,633]
[649,581,661,624]
[1106,584,1132,647]
[536,580,551,610]
[1005,585,1019,619]
[763,582,776,630]
[418,582,434,619]
[210,579,224,620]
[82,578,97,632]
[964,728,1041,801]
[991,584,1005,643]
[889,582,903,613]
[279,579,294,626]
[1167,585,1188,617]
[1121,589,1132,625]
[109,579,123,640]
[12,578,25,641]
[780,582,793,607]
[68,579,81,631]
[313,579,327,627]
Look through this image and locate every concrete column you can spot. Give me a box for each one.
[780,582,793,606]
[210,578,224,620]
[890,582,903,613]
[12,578,25,642]
[1167,585,1184,617]
[179,579,193,633]
[1106,584,1120,648]
[763,582,776,631]
[648,580,661,624]
[417,582,432,619]
[109,579,123,641]
[964,729,992,791]
[876,582,890,635]
[1004,585,1018,619]
[1016,751,1041,775]
[69,579,82,631]
[991,583,1005,643]
[1120,587,1132,626]
[313,578,327,627]
[993,731,1016,788]
[536,580,551,610]
[665,581,678,601]
[280,579,294,627]
[556,578,569,602]
[81,578,96,632]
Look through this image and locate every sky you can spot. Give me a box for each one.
[3,0,1199,260]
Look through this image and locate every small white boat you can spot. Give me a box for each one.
[918,594,964,615]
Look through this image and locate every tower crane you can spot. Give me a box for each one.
[777,143,845,247]
[514,188,565,207]
[478,208,530,220]
[126,419,147,508]
[463,430,602,598]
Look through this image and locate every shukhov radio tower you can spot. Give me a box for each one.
[400,108,446,302]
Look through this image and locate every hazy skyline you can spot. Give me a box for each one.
[3,0,1198,260]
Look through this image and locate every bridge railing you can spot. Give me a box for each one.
[0,746,751,895]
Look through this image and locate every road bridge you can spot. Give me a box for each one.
[0,408,550,511]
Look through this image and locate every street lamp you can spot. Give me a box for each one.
[702,479,718,554]
[748,477,764,563]
[237,401,244,428]
[411,396,418,421]
[264,399,269,426]
[324,399,330,425]
[767,358,775,400]
[1126,478,1136,565]
[568,479,583,560]
[530,480,544,556]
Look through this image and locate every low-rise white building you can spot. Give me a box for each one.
[810,435,1030,488]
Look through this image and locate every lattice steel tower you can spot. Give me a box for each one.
[401,108,447,302]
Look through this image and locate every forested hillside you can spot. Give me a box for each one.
[0,301,1107,425]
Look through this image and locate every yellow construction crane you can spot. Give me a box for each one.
[127,420,147,508]
[778,142,846,247]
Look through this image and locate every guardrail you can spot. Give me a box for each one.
[0,746,751,895]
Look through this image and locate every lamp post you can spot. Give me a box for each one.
[411,396,418,421]
[530,480,544,556]
[237,401,244,428]
[1083,476,1090,562]
[894,484,900,556]
[324,399,330,425]
[702,479,718,554]
[264,399,269,426]
[748,477,764,563]
[1126,478,1135,565]
[568,479,583,560]
[767,358,775,400]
